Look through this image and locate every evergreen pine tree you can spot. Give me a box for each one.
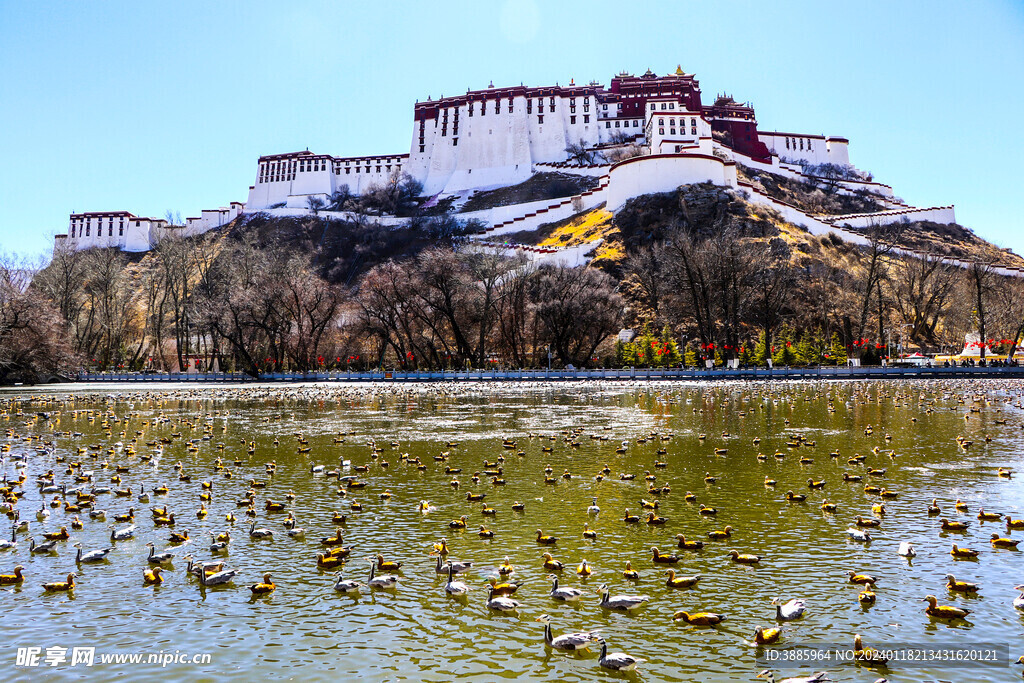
[828,332,847,366]
[659,326,682,367]
[753,330,769,366]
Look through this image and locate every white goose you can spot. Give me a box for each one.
[486,585,520,612]
[587,497,601,515]
[196,567,238,587]
[1013,584,1024,610]
[36,506,49,522]
[30,538,58,553]
[333,573,361,594]
[897,541,917,557]
[845,527,872,542]
[535,615,601,651]
[597,584,649,610]
[0,528,17,550]
[444,563,470,596]
[109,524,136,542]
[74,543,112,563]
[549,576,585,602]
[248,521,274,539]
[367,562,398,589]
[145,542,175,564]
[772,597,807,621]
[599,641,643,671]
[434,555,472,574]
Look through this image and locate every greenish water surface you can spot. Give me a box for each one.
[1,380,1023,682]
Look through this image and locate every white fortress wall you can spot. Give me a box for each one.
[827,205,957,228]
[758,132,850,166]
[605,154,737,211]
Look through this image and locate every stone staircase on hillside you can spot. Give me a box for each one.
[473,174,610,238]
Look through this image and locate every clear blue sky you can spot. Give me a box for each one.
[1,0,1022,260]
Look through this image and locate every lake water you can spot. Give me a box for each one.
[1,380,1023,682]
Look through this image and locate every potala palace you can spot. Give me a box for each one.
[56,66,960,268]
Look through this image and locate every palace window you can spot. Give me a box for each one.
[659,118,664,126]
[606,122,611,128]
[468,102,473,116]
[537,115,544,124]
[495,100,500,114]
[602,104,607,111]
[508,97,513,113]
[583,115,589,123]
[526,100,532,114]
[691,126,697,135]
[633,120,639,127]
[570,115,576,124]
[670,128,676,135]
[570,106,576,114]
[86,225,90,236]
[119,222,124,236]
[659,128,664,135]
[452,137,458,146]
[661,103,667,110]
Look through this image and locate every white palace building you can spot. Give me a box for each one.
[55,66,957,260]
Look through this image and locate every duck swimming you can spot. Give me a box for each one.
[249,572,276,594]
[665,569,701,588]
[673,610,726,625]
[42,572,76,592]
[924,595,970,619]
[945,574,978,593]
[753,626,783,644]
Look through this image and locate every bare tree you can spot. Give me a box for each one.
[564,139,603,166]
[307,195,326,216]
[886,253,961,345]
[531,264,622,365]
[967,260,996,360]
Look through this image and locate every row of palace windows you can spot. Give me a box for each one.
[659,127,697,136]
[298,159,327,173]
[785,137,813,152]
[72,219,126,238]
[260,160,296,183]
[605,119,641,128]
[658,117,697,127]
[650,102,679,111]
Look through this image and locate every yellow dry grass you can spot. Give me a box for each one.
[538,208,616,248]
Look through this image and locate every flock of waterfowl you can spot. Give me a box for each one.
[1,380,1023,680]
